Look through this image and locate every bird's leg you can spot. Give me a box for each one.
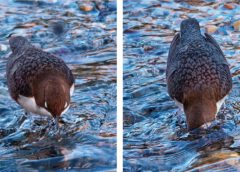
[47,117,52,129]
[218,102,227,120]
[17,111,29,128]
[24,111,33,125]
[24,111,29,118]
[42,116,52,136]
[175,108,184,127]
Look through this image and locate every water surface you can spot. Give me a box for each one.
[123,0,240,171]
[0,0,116,171]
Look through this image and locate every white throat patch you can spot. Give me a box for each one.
[174,98,183,111]
[216,96,227,114]
[17,95,51,116]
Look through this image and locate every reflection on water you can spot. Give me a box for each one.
[123,0,240,171]
[0,0,116,171]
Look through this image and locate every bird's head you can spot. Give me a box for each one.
[180,18,201,38]
[9,36,30,53]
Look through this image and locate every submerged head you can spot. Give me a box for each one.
[44,80,71,119]
[33,76,71,123]
[180,18,201,37]
[183,92,217,131]
[9,36,30,53]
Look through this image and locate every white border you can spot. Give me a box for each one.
[117,0,123,171]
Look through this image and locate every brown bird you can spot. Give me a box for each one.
[6,36,75,129]
[166,18,232,131]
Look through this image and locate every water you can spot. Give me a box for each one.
[0,0,116,171]
[123,0,240,171]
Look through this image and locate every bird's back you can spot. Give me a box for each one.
[167,25,232,104]
[7,46,74,100]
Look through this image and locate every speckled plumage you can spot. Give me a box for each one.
[166,18,232,130]
[6,36,74,120]
[7,45,74,99]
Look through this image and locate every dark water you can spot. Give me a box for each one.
[123,0,240,171]
[0,0,116,171]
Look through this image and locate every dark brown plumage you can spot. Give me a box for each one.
[6,36,75,127]
[166,18,232,131]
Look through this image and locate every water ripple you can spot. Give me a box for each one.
[0,0,116,171]
[124,0,240,171]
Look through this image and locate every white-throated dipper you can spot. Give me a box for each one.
[6,36,75,129]
[166,18,232,131]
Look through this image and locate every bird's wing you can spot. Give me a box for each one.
[166,33,180,78]
[32,48,75,86]
[169,33,180,59]
[204,33,228,65]
[204,33,232,100]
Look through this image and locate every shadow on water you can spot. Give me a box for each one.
[123,0,240,171]
[0,0,116,171]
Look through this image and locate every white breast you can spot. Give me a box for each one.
[61,104,70,115]
[17,95,51,116]
[17,84,74,116]
[216,96,227,114]
[174,95,227,116]
[70,84,74,96]
[174,98,184,111]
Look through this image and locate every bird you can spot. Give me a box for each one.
[6,36,75,130]
[166,18,232,131]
